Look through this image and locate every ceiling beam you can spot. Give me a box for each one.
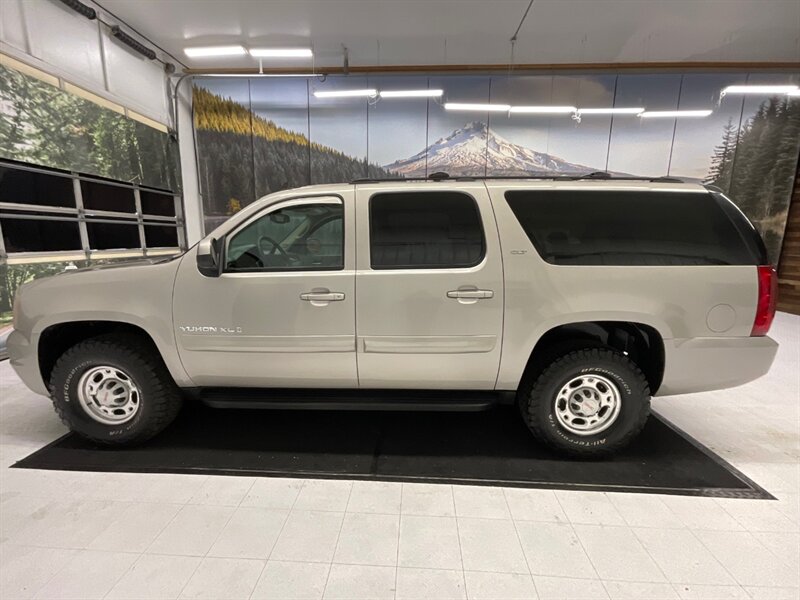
[182,61,800,75]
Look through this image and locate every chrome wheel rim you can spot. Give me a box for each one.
[76,366,141,425]
[554,374,621,436]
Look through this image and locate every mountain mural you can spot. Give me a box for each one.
[384,121,593,177]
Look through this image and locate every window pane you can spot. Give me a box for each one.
[81,180,135,213]
[369,192,485,269]
[1,218,82,252]
[504,190,759,266]
[144,224,178,247]
[86,222,141,250]
[0,166,75,208]
[140,190,176,216]
[226,202,343,271]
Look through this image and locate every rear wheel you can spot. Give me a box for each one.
[49,335,182,446]
[518,348,650,457]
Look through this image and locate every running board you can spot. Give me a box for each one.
[194,388,509,412]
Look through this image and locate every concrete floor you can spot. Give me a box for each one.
[0,313,798,599]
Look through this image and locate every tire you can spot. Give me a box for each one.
[518,348,650,457]
[49,334,182,446]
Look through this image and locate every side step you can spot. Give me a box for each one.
[195,388,510,412]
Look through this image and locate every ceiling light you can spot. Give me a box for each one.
[314,89,378,98]
[249,48,313,58]
[444,103,511,111]
[509,106,576,114]
[184,45,247,58]
[639,110,713,118]
[788,90,800,97]
[576,107,645,115]
[379,89,444,98]
[721,85,798,95]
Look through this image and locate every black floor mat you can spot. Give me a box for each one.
[13,403,771,498]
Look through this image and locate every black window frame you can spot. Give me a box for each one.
[0,159,185,258]
[368,191,487,270]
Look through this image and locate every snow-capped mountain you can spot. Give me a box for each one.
[384,121,593,177]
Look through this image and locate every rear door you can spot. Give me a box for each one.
[354,182,504,389]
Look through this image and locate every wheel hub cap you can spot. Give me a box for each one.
[555,374,622,436]
[77,366,140,425]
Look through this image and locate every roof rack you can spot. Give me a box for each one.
[351,171,685,184]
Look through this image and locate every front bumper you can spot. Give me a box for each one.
[657,335,778,396]
[7,328,49,396]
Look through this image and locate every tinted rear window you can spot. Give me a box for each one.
[504,190,762,266]
[370,192,485,269]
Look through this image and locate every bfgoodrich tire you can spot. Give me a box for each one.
[49,335,182,446]
[519,348,650,457]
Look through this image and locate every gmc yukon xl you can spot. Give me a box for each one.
[8,175,779,456]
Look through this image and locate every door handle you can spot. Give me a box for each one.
[300,292,345,302]
[446,289,494,299]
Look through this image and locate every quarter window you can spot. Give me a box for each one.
[505,189,760,266]
[225,199,344,272]
[369,192,485,269]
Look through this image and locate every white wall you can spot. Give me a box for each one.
[0,0,172,127]
[176,80,203,244]
[0,0,206,244]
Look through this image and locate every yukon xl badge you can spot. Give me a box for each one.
[179,326,243,334]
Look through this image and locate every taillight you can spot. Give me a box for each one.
[751,265,777,336]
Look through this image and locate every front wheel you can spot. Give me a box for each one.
[49,335,182,446]
[518,348,650,457]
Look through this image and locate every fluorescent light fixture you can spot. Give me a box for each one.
[184,45,247,58]
[509,105,576,114]
[379,89,443,98]
[249,48,313,58]
[313,89,377,98]
[444,103,510,111]
[576,107,645,115]
[639,110,713,118]
[199,73,318,78]
[722,84,798,95]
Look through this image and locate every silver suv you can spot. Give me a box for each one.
[8,175,779,456]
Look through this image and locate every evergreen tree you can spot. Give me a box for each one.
[709,96,800,261]
[706,117,738,192]
[192,84,394,218]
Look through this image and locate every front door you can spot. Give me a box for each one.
[354,183,504,389]
[173,193,357,388]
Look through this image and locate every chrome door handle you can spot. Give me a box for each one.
[300,292,345,302]
[446,289,494,299]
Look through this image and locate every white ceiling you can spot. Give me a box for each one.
[97,0,800,70]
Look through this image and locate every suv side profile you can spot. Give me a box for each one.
[8,176,779,456]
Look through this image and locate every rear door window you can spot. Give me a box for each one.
[369,192,485,269]
[504,189,761,266]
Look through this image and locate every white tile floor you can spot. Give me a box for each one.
[0,312,798,600]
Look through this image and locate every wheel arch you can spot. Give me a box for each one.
[37,320,181,389]
[518,321,666,395]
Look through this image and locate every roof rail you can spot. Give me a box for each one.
[351,171,686,184]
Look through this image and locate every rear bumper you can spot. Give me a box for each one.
[657,335,778,396]
[7,328,49,396]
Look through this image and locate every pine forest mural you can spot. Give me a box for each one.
[194,72,800,262]
[0,64,180,192]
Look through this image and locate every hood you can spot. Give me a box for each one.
[59,254,183,276]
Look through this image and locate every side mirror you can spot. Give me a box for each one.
[197,237,222,277]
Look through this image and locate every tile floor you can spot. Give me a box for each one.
[0,312,798,599]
